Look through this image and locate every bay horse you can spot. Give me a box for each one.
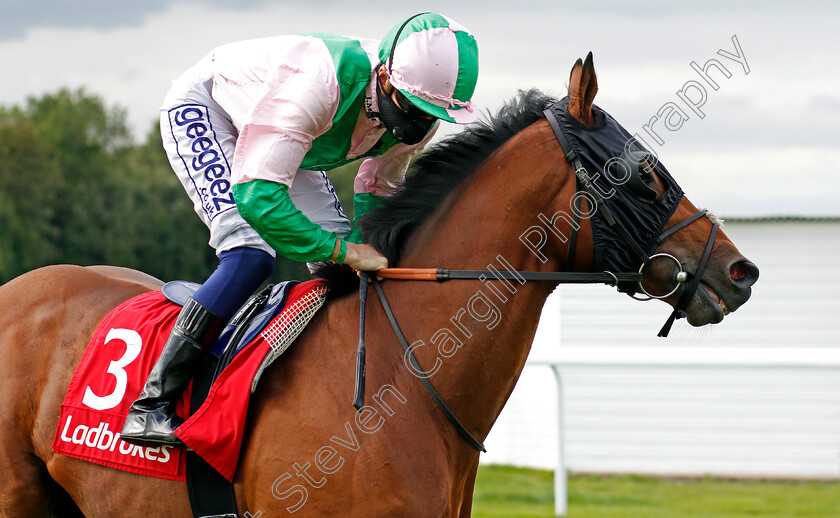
[0,55,757,517]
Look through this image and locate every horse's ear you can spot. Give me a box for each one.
[567,51,598,125]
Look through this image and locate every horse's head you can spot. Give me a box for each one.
[564,52,758,330]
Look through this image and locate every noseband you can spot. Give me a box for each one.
[350,106,720,452]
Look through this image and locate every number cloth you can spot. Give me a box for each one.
[52,291,189,480]
[52,280,327,481]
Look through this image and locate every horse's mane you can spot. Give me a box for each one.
[314,89,557,295]
[365,89,557,265]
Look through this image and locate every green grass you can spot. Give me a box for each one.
[472,465,840,518]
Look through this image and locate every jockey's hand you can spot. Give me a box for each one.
[342,242,388,272]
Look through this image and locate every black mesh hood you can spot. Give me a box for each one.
[546,97,684,275]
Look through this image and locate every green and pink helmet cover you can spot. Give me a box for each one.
[379,13,479,124]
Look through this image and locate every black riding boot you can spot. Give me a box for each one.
[120,297,223,446]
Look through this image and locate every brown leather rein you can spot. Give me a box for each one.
[374,268,642,283]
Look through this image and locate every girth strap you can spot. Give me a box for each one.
[371,278,486,452]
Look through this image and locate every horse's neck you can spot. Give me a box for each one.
[390,122,580,441]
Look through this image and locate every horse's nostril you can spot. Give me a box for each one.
[730,260,759,287]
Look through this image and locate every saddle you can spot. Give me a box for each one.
[162,279,327,391]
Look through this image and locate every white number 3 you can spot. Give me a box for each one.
[82,328,142,410]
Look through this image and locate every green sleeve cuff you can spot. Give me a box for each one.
[232,180,338,263]
[335,238,347,263]
[347,193,388,244]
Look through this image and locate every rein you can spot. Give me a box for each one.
[375,268,641,284]
[350,107,719,452]
[373,276,486,452]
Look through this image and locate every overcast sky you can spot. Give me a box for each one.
[1,1,837,216]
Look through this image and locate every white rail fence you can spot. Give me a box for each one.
[523,347,840,516]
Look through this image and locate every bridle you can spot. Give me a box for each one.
[542,108,720,335]
[349,106,720,452]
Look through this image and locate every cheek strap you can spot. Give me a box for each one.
[657,219,719,337]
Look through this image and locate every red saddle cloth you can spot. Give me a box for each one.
[52,280,325,482]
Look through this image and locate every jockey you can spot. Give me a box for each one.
[121,13,480,446]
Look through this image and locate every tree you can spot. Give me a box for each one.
[0,113,61,277]
[0,89,347,285]
[0,88,133,281]
[0,89,217,283]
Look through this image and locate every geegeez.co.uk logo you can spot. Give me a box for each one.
[168,104,237,220]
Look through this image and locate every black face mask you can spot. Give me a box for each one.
[375,76,435,145]
[545,96,685,275]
